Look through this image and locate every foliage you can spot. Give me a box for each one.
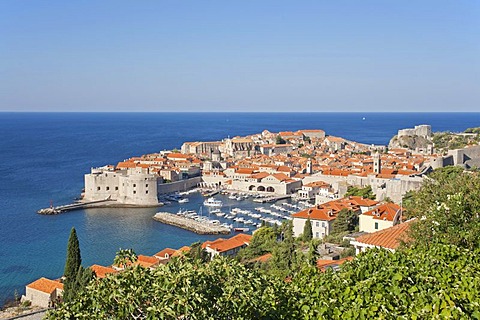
[113,248,138,269]
[345,185,375,200]
[63,227,83,303]
[47,243,480,319]
[293,244,480,319]
[46,257,297,320]
[275,135,286,145]
[331,209,358,234]
[64,227,81,281]
[187,242,210,263]
[303,219,313,241]
[406,168,480,250]
[237,227,276,261]
[465,127,480,134]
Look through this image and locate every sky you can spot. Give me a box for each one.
[0,1,479,112]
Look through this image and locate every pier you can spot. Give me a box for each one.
[37,198,116,215]
[253,195,291,203]
[153,212,230,235]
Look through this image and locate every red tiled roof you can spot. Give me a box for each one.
[363,203,402,221]
[154,248,176,259]
[355,219,415,249]
[90,264,118,279]
[26,277,63,294]
[203,234,252,253]
[317,257,353,271]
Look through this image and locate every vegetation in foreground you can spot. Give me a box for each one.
[47,167,480,319]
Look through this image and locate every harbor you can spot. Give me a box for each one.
[153,190,313,234]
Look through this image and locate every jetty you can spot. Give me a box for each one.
[153,212,230,235]
[253,195,291,203]
[37,198,116,215]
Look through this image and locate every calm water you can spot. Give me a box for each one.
[1,112,479,305]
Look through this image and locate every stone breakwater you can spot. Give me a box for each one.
[153,212,230,235]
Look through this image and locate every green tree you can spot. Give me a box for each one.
[331,209,358,234]
[187,241,210,262]
[238,227,276,261]
[113,248,138,269]
[303,219,313,242]
[345,185,375,200]
[64,227,81,281]
[407,168,480,250]
[276,135,286,145]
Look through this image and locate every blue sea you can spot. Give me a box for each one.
[1,112,479,306]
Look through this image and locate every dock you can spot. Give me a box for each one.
[37,198,116,215]
[253,195,291,203]
[153,212,230,235]
[201,189,220,197]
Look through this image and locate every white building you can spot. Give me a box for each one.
[359,202,403,233]
[22,277,63,308]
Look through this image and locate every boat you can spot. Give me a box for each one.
[203,197,223,207]
[234,227,249,232]
[178,198,189,203]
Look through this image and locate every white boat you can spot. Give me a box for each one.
[203,197,223,207]
[178,198,189,203]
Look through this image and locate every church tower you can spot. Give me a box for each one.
[306,159,313,174]
[373,152,381,174]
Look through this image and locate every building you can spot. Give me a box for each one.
[292,196,378,239]
[84,166,159,205]
[297,181,330,200]
[90,264,118,279]
[154,248,177,261]
[22,277,63,308]
[359,202,403,233]
[350,219,414,254]
[202,233,252,259]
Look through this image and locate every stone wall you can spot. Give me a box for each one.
[156,176,203,194]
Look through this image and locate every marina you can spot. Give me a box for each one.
[152,190,313,233]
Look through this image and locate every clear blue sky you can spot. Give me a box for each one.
[1,1,479,112]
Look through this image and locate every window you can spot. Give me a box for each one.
[97,187,100,191]
[146,190,148,194]
[106,186,110,191]
[115,186,118,191]
[146,184,148,188]
[315,232,319,238]
[322,222,325,228]
[375,222,379,230]
[133,184,136,188]
[133,191,136,194]
[316,221,319,227]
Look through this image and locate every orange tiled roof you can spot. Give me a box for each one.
[154,248,176,259]
[90,264,118,279]
[172,246,191,257]
[317,256,353,271]
[363,203,402,221]
[203,234,252,253]
[26,277,63,294]
[135,255,160,268]
[355,219,415,249]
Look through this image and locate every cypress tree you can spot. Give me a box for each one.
[303,219,313,242]
[64,227,81,281]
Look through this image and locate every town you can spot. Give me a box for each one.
[19,124,480,315]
